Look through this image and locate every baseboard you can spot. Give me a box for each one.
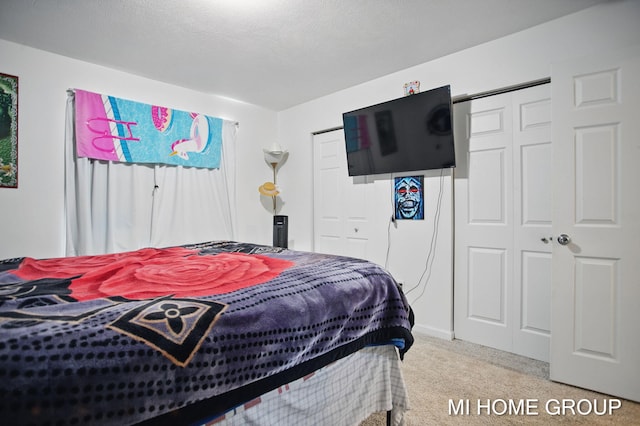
[412,324,454,341]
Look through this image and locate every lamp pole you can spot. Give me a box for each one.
[270,162,278,214]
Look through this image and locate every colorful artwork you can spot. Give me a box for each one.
[74,89,223,168]
[0,73,18,188]
[394,175,424,220]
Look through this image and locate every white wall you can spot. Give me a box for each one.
[0,39,277,260]
[1,1,638,338]
[276,0,640,338]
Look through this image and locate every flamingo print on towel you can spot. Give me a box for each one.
[169,114,210,160]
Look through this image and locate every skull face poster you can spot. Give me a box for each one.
[394,176,424,220]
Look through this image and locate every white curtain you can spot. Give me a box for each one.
[65,91,237,256]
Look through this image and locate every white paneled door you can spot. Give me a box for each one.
[550,46,640,401]
[454,84,552,362]
[312,130,372,260]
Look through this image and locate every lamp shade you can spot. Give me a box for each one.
[263,143,287,165]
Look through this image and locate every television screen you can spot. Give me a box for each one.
[342,85,455,176]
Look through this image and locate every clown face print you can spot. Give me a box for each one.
[394,176,424,220]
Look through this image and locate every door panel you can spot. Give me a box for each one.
[521,251,551,333]
[455,93,513,354]
[511,86,553,362]
[454,84,552,362]
[315,136,342,253]
[468,149,507,223]
[550,46,640,401]
[468,247,507,324]
[521,142,552,224]
[575,125,618,224]
[313,130,371,259]
[574,257,617,358]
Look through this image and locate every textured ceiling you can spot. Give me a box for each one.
[0,0,609,111]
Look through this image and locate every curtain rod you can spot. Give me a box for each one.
[312,77,551,135]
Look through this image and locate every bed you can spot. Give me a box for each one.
[0,241,414,426]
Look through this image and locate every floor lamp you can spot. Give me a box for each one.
[259,143,288,247]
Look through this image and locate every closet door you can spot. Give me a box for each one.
[454,84,552,362]
[312,130,373,260]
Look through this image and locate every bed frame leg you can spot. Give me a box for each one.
[386,410,391,426]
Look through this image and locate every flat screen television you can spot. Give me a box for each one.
[342,84,455,176]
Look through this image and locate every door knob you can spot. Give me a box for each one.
[557,234,571,245]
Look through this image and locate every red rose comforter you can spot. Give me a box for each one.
[0,241,413,426]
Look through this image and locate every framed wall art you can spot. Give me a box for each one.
[0,72,18,188]
[394,175,424,220]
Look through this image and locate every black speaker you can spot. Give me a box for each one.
[273,215,288,248]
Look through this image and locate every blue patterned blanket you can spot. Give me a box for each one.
[0,241,413,425]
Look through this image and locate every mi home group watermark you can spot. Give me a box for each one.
[449,398,622,417]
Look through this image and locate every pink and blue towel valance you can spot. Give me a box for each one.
[74,89,222,169]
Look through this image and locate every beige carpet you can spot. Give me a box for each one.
[361,334,640,425]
